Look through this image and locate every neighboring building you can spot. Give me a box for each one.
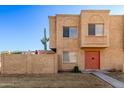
[23,50,55,54]
[49,10,124,71]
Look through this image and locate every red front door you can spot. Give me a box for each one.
[85,51,100,69]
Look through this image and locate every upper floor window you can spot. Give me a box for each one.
[88,24,104,36]
[63,27,77,38]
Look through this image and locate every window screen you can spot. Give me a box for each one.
[63,51,69,62]
[95,24,104,36]
[69,52,77,63]
[69,27,77,38]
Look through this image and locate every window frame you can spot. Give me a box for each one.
[63,26,78,39]
[88,23,104,36]
[63,51,77,64]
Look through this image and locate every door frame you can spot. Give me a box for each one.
[85,50,100,70]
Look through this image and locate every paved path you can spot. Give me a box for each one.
[92,72,124,88]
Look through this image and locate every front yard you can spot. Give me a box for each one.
[0,73,111,88]
[107,72,124,83]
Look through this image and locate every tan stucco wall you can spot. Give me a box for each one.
[1,54,57,74]
[100,16,124,70]
[55,15,80,71]
[49,10,124,71]
[49,16,56,49]
[79,15,124,71]
[80,10,110,47]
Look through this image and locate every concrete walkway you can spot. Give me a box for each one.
[92,72,124,88]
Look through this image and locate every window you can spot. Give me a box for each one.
[88,24,95,35]
[63,27,69,37]
[95,24,104,36]
[63,51,69,62]
[63,27,77,38]
[63,51,77,63]
[88,24,104,36]
[69,27,77,38]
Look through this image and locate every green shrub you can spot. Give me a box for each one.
[73,66,81,73]
[11,52,22,54]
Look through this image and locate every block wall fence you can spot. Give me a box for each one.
[0,54,58,74]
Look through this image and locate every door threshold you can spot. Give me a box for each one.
[83,69,109,74]
[85,69,100,72]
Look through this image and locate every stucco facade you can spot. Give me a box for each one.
[49,10,124,71]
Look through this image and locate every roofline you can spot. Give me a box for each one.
[81,10,110,13]
[49,14,79,18]
[56,14,79,16]
[110,15,124,16]
[48,16,56,19]
[48,10,124,17]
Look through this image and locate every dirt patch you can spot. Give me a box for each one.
[107,72,124,83]
[0,73,112,88]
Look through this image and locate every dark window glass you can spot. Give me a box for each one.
[88,24,95,35]
[63,27,69,37]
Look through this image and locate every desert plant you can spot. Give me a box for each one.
[73,66,81,73]
[41,28,49,50]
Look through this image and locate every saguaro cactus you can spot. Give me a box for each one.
[41,28,49,50]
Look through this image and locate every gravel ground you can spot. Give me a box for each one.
[107,72,124,83]
[0,73,112,88]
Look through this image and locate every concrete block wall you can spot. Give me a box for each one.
[0,54,57,74]
[0,54,1,72]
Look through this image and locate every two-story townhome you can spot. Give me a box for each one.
[49,10,124,72]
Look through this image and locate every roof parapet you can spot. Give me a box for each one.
[81,10,110,13]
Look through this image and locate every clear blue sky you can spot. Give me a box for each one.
[0,5,124,52]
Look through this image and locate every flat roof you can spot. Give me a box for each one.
[81,10,110,13]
